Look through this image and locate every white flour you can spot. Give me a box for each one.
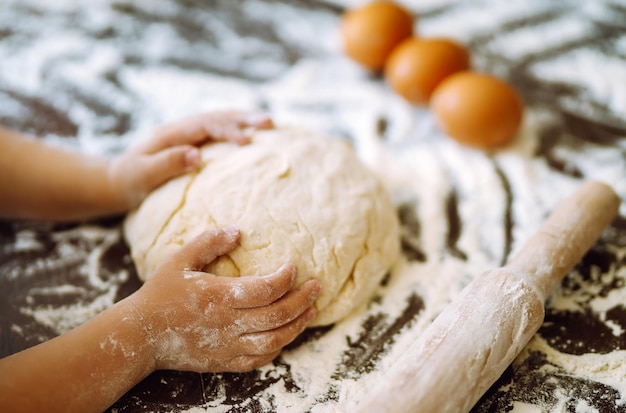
[518,336,626,406]
[1,1,624,412]
[12,227,129,337]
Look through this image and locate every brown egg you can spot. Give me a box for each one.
[340,1,414,72]
[431,71,524,148]
[385,37,470,105]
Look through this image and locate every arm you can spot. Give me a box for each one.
[0,111,273,221]
[0,227,321,413]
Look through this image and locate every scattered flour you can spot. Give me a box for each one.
[13,227,129,336]
[1,1,624,412]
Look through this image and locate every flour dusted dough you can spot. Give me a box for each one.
[123,128,400,326]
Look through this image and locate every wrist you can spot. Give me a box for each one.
[116,292,159,377]
[104,156,138,213]
[71,154,132,217]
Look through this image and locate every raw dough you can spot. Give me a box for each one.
[123,128,400,326]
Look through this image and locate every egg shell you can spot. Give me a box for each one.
[340,1,414,72]
[431,71,524,148]
[385,37,470,105]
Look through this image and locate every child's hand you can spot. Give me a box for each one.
[108,111,274,210]
[132,226,321,373]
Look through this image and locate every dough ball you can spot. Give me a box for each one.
[123,128,400,326]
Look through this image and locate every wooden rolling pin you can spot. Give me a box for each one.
[356,180,620,413]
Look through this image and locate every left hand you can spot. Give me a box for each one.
[108,110,274,209]
[132,226,321,373]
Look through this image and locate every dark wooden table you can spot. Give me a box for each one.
[1,1,625,411]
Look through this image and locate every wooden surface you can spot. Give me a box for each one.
[1,1,625,412]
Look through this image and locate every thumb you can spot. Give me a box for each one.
[140,145,201,191]
[170,226,241,272]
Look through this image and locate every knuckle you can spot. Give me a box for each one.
[168,149,187,169]
[243,333,280,355]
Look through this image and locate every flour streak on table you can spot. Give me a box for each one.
[0,1,625,412]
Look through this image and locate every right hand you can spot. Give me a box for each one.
[107,111,274,211]
[131,226,321,373]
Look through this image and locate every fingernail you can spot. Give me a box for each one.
[282,263,296,282]
[306,307,316,322]
[223,225,239,238]
[311,281,322,298]
[185,148,201,169]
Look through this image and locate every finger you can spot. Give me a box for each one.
[169,227,240,272]
[225,263,298,309]
[225,351,281,373]
[138,145,201,190]
[239,307,315,355]
[201,112,273,145]
[148,111,273,151]
[235,112,274,130]
[238,278,321,331]
[146,118,212,153]
[214,123,251,145]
